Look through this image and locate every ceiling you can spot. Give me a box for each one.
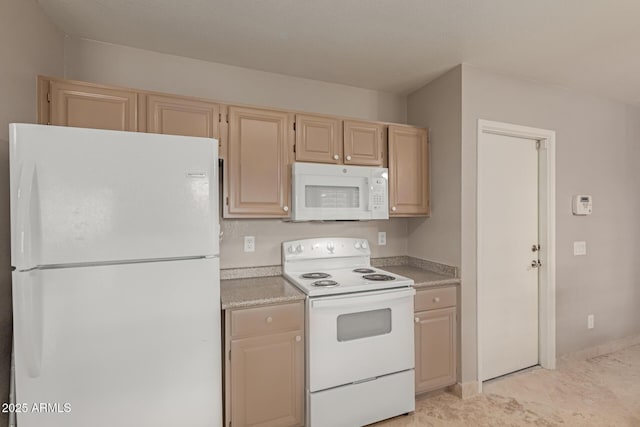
[38,0,640,103]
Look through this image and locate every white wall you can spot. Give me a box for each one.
[63,37,410,268]
[64,37,407,123]
[0,0,65,422]
[406,66,462,267]
[460,64,640,383]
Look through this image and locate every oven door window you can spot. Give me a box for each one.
[336,308,392,342]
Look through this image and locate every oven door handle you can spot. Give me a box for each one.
[311,287,415,309]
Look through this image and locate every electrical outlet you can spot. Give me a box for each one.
[573,241,587,256]
[378,232,387,246]
[244,236,255,253]
[587,314,595,329]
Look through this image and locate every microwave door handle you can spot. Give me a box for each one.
[311,288,415,309]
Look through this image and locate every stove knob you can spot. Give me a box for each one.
[354,242,362,249]
[296,244,304,253]
[361,241,368,249]
[287,245,295,254]
[327,242,335,253]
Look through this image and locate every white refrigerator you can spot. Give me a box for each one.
[9,124,222,427]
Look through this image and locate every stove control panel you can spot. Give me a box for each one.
[282,237,372,261]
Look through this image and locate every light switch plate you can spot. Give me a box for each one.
[573,241,587,256]
[378,232,387,246]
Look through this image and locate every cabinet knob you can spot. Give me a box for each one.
[433,297,440,303]
[414,317,419,323]
[346,155,352,161]
[295,335,301,342]
[283,206,289,212]
[333,154,339,160]
[391,206,397,212]
[266,316,273,324]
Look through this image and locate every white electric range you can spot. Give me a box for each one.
[282,237,416,427]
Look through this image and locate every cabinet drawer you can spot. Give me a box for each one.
[415,287,456,311]
[231,302,304,338]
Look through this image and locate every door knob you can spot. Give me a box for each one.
[531,260,542,268]
[531,244,540,252]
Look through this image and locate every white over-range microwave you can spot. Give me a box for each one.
[291,162,389,221]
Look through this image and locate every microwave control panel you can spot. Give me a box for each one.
[370,173,389,219]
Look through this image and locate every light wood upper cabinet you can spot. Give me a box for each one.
[294,114,342,164]
[388,125,429,216]
[225,302,305,427]
[146,94,219,139]
[49,80,138,131]
[414,287,457,395]
[343,120,385,166]
[226,106,294,217]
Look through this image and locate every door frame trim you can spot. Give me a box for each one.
[476,119,556,392]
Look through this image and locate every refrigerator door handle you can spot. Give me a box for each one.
[14,272,43,378]
[15,162,36,270]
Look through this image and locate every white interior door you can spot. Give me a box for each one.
[479,132,539,381]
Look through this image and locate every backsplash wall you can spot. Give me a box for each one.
[220,219,409,269]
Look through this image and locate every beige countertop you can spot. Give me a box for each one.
[382,265,460,289]
[220,275,305,310]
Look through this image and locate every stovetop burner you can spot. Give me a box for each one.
[353,268,376,274]
[362,274,396,281]
[312,280,339,287]
[301,272,331,279]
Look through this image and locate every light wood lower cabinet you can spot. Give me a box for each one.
[388,125,429,216]
[224,302,304,427]
[414,287,457,394]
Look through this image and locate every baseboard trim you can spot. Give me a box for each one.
[559,333,640,363]
[447,381,479,399]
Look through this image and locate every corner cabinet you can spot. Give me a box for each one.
[226,106,294,218]
[414,286,457,394]
[388,125,429,216]
[224,302,305,427]
[48,80,138,131]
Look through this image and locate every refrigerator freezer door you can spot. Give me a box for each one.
[10,124,219,270]
[12,257,221,427]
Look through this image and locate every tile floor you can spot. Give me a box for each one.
[376,344,640,426]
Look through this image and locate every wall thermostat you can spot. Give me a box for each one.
[572,195,592,215]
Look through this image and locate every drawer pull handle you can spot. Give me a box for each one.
[266,316,273,324]
[433,297,440,303]
[295,335,301,342]
[414,317,419,323]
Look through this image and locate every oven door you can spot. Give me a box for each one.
[307,287,415,392]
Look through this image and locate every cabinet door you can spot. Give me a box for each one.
[343,120,384,166]
[415,307,457,394]
[49,80,138,131]
[295,114,342,164]
[227,107,293,217]
[231,331,304,427]
[388,125,429,216]
[146,94,219,139]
